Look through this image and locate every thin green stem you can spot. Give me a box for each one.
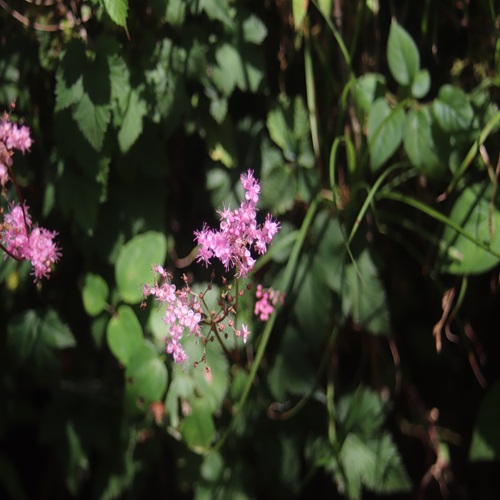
[378,191,500,259]
[347,162,410,246]
[446,111,500,196]
[210,195,320,452]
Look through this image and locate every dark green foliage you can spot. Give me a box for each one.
[1,0,500,498]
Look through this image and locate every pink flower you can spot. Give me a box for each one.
[1,202,61,281]
[235,324,250,344]
[0,115,32,154]
[254,284,285,321]
[0,163,9,187]
[144,267,203,364]
[194,170,279,278]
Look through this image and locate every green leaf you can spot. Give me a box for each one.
[437,183,500,275]
[125,348,168,408]
[7,309,76,373]
[72,93,111,151]
[292,0,309,30]
[267,95,314,167]
[367,98,404,171]
[340,433,410,497]
[106,305,143,366]
[352,73,386,119]
[242,15,268,44]
[117,88,147,153]
[82,273,109,317]
[261,164,297,215]
[55,39,85,112]
[212,42,264,94]
[103,0,129,28]
[199,0,233,27]
[342,249,390,335]
[432,84,474,132]
[339,433,375,500]
[403,107,448,179]
[387,21,420,86]
[337,386,386,438]
[411,69,431,98]
[166,338,229,428]
[115,231,167,304]
[293,257,332,349]
[470,380,500,461]
[179,401,216,451]
[268,326,316,401]
[368,434,411,494]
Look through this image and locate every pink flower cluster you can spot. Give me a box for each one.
[194,170,280,278]
[0,113,32,188]
[0,110,61,281]
[143,265,203,364]
[1,203,61,281]
[254,285,285,321]
[144,171,279,365]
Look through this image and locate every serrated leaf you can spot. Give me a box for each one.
[367,98,404,171]
[437,183,500,275]
[268,326,316,400]
[267,95,313,167]
[261,165,296,214]
[82,273,109,317]
[212,42,264,94]
[338,387,386,438]
[118,88,147,153]
[387,21,420,86]
[72,93,111,151]
[342,249,390,335]
[7,309,75,373]
[106,305,143,366]
[432,84,474,133]
[55,39,85,112]
[115,232,167,304]
[339,431,410,498]
[103,0,129,28]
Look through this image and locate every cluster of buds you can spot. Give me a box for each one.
[0,106,61,281]
[144,170,282,364]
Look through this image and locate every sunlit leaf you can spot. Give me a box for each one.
[437,183,500,275]
[367,98,404,171]
[387,21,420,86]
[103,0,129,29]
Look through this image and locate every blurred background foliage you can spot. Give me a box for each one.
[1,0,500,498]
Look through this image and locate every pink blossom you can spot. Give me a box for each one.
[144,267,203,364]
[235,324,250,344]
[1,202,61,281]
[194,170,279,278]
[0,115,32,154]
[0,163,9,187]
[254,284,285,321]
